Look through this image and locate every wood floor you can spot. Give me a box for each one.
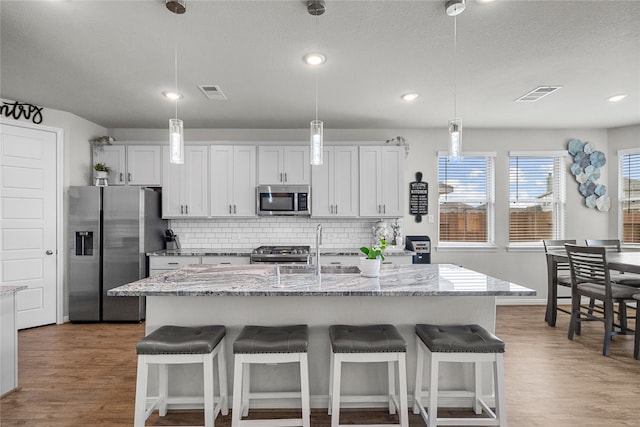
[1,305,638,427]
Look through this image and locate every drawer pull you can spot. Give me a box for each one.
[168,262,179,265]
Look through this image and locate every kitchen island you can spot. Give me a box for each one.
[109,263,535,409]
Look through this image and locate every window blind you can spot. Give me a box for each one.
[621,152,640,244]
[438,156,493,243]
[509,156,564,243]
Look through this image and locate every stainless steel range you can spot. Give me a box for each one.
[250,245,311,264]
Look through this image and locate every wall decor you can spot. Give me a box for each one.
[0,100,43,124]
[567,138,610,211]
[409,171,428,222]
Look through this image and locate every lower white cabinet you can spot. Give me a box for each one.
[149,256,201,276]
[201,256,250,265]
[320,254,413,266]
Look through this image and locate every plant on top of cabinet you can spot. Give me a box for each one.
[93,145,162,186]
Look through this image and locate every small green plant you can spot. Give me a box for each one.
[360,238,387,261]
[93,162,112,173]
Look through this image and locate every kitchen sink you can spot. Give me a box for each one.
[278,265,361,275]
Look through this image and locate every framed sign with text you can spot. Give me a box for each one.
[409,171,428,222]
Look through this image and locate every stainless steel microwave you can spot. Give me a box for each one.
[256,185,311,216]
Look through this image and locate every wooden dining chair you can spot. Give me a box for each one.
[543,239,577,326]
[585,239,640,287]
[565,244,637,356]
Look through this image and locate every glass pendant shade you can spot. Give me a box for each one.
[448,117,462,160]
[169,118,184,164]
[310,119,323,165]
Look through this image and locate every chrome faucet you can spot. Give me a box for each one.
[315,224,323,275]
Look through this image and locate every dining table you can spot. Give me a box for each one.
[545,250,640,326]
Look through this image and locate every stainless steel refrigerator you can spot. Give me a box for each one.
[68,186,167,322]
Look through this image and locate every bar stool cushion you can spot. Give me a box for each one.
[415,324,505,354]
[136,325,226,355]
[329,324,407,353]
[233,324,308,354]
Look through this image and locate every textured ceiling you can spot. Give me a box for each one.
[1,0,639,130]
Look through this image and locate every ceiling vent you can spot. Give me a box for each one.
[198,85,228,101]
[515,86,562,103]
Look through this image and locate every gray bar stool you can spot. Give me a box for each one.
[328,324,409,427]
[134,325,228,427]
[413,324,506,427]
[231,324,310,427]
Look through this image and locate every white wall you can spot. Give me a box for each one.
[112,126,614,304]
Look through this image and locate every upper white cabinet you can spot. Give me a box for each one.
[210,146,257,217]
[312,146,358,217]
[359,146,404,217]
[94,145,162,186]
[162,146,209,218]
[258,146,310,185]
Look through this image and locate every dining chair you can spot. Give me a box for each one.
[585,239,640,287]
[565,244,637,356]
[543,239,577,326]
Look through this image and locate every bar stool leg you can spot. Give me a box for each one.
[231,354,244,427]
[427,351,439,427]
[300,353,311,427]
[217,340,229,416]
[158,363,168,417]
[397,353,409,427]
[474,361,482,414]
[134,355,149,427]
[330,353,343,427]
[203,353,215,427]
[241,363,250,417]
[495,354,507,427]
[388,360,396,415]
[328,347,334,416]
[413,336,424,415]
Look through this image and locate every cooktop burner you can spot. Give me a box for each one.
[250,245,311,263]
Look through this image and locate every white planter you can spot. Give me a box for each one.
[359,257,381,277]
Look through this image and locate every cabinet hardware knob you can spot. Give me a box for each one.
[229,205,232,214]
[46,250,54,255]
[383,204,386,214]
[181,205,184,214]
[284,172,287,182]
[128,172,132,182]
[120,173,124,182]
[234,205,237,214]
[280,172,283,182]
[185,205,188,214]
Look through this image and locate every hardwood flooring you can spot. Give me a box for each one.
[1,305,638,426]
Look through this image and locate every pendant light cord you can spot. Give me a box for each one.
[314,15,319,121]
[453,15,457,119]
[174,12,179,120]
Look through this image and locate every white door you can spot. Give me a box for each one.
[0,123,57,329]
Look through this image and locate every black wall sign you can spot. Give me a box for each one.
[0,101,44,124]
[409,171,428,222]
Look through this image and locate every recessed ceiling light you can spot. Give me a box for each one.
[401,93,420,102]
[303,53,326,66]
[163,91,183,100]
[608,94,627,102]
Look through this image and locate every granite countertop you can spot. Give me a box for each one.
[148,248,414,257]
[108,263,535,297]
[0,285,27,296]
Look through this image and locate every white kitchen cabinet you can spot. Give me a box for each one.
[162,146,209,218]
[312,146,358,217]
[258,146,310,185]
[94,145,162,186]
[359,146,404,217]
[149,255,200,276]
[210,146,256,217]
[201,256,250,265]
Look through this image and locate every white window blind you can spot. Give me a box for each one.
[509,155,565,243]
[620,151,640,244]
[438,155,494,243]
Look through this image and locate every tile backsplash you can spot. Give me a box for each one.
[169,217,385,250]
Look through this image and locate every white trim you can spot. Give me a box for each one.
[0,119,64,325]
[509,150,569,157]
[436,244,498,252]
[618,147,640,156]
[438,151,497,157]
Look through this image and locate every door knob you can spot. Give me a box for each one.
[46,250,54,255]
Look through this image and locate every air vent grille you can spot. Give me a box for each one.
[515,86,562,103]
[198,84,228,100]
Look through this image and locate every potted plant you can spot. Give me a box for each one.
[93,162,112,180]
[359,238,387,277]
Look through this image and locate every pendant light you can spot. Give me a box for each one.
[446,0,465,160]
[167,0,185,164]
[308,0,326,166]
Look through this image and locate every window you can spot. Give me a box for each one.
[620,150,640,244]
[438,154,495,244]
[508,153,566,244]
